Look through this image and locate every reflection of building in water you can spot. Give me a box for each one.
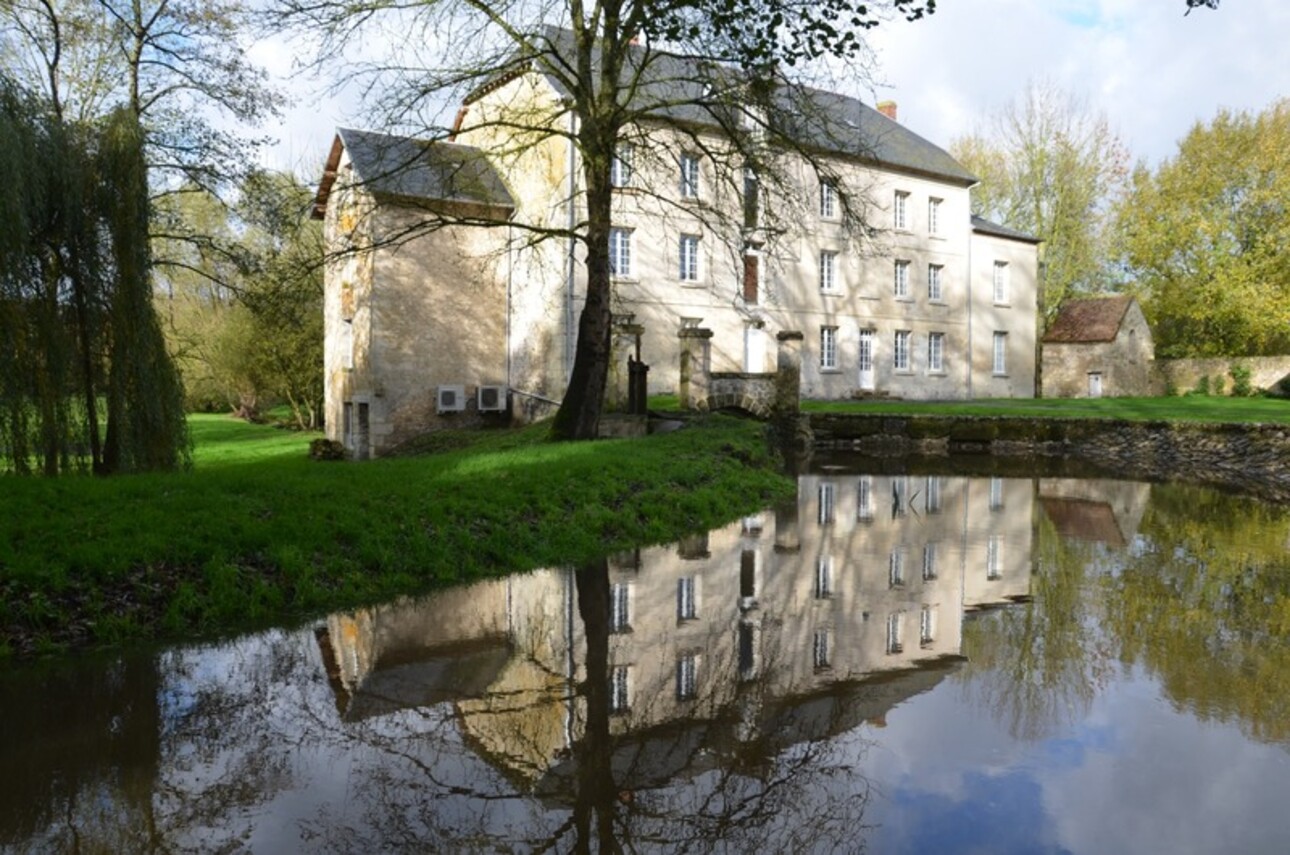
[1038,478,1149,547]
[317,473,1037,784]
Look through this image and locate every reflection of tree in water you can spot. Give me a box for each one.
[283,561,880,853]
[1104,485,1290,744]
[0,654,162,852]
[958,510,1115,742]
[961,481,1290,747]
[559,560,875,853]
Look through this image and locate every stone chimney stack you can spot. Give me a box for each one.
[877,100,898,122]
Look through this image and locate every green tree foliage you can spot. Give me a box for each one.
[1115,101,1290,357]
[236,171,325,429]
[950,80,1131,325]
[156,174,323,427]
[0,81,187,475]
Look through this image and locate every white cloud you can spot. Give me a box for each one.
[865,0,1290,163]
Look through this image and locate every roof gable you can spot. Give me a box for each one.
[971,215,1041,244]
[313,128,514,219]
[1043,296,1136,344]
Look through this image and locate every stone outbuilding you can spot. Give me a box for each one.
[1041,295,1154,398]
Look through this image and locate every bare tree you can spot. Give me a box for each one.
[279,0,938,439]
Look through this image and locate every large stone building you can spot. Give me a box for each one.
[315,30,1041,456]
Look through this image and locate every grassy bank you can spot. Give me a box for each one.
[798,396,1290,424]
[0,414,793,659]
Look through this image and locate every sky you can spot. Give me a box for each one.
[252,1,1290,179]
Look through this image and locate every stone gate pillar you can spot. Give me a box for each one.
[606,317,644,413]
[678,325,713,411]
[774,330,803,416]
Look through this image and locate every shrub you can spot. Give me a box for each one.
[1163,377,1180,397]
[308,438,347,461]
[1230,363,1254,397]
[1190,375,1211,396]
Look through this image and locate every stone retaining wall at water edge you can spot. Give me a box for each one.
[808,414,1290,501]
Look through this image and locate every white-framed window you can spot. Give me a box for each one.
[816,554,833,599]
[679,233,701,282]
[925,476,943,514]
[894,330,912,371]
[609,228,633,277]
[610,582,631,633]
[894,259,910,298]
[987,535,1003,580]
[923,543,939,580]
[680,152,700,198]
[893,476,909,516]
[813,629,831,669]
[989,476,1004,511]
[889,547,906,588]
[820,180,838,218]
[677,576,698,620]
[611,143,633,188]
[928,197,942,235]
[610,665,630,713]
[993,261,1009,304]
[676,654,698,700]
[920,605,937,646]
[928,332,945,373]
[857,475,874,521]
[819,250,838,293]
[820,326,838,371]
[894,190,909,229]
[887,612,905,654]
[993,331,1008,375]
[928,263,944,302]
[818,481,836,525]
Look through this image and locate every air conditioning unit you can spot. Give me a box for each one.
[436,385,466,414]
[477,384,508,412]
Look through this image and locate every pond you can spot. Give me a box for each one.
[3,463,1290,853]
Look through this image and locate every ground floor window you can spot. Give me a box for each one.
[928,331,945,373]
[820,326,838,370]
[894,330,911,371]
[993,331,1008,375]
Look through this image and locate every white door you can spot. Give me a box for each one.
[1088,372,1103,398]
[858,329,876,391]
[743,324,765,373]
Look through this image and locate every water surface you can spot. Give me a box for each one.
[3,467,1289,853]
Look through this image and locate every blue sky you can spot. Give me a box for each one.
[253,1,1290,177]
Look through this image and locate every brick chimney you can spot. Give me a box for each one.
[877,100,898,122]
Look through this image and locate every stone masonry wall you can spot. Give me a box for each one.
[1153,356,1290,396]
[809,413,1290,502]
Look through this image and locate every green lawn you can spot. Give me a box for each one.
[799,396,1290,424]
[0,413,792,658]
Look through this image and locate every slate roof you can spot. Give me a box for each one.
[313,128,514,219]
[470,26,976,186]
[1043,295,1135,344]
[971,214,1042,244]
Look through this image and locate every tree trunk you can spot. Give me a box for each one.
[551,142,615,441]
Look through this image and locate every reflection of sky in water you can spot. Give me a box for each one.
[863,664,1290,855]
[3,473,1290,853]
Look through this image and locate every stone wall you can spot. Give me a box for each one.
[1153,356,1290,396]
[809,413,1290,501]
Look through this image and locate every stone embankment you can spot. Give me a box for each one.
[809,414,1290,501]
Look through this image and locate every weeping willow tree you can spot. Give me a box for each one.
[0,80,188,475]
